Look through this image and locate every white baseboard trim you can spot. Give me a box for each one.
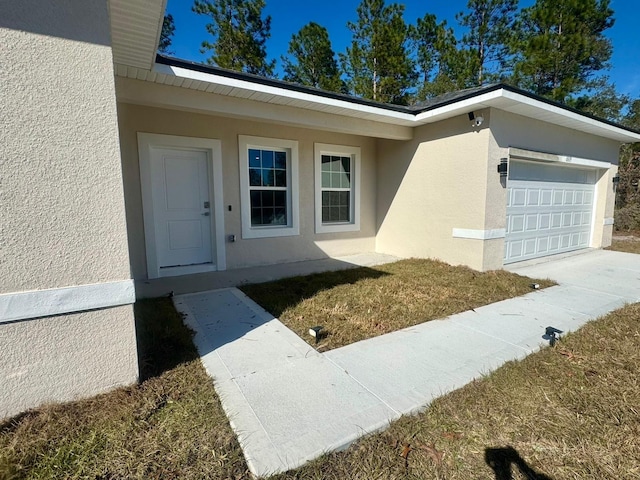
[603,217,614,226]
[452,228,506,240]
[0,280,135,324]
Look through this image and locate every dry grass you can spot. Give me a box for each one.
[1,298,639,479]
[608,236,640,254]
[0,299,248,480]
[240,258,554,351]
[271,303,640,480]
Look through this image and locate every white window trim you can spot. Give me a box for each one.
[239,135,300,239]
[314,143,361,234]
[138,133,226,279]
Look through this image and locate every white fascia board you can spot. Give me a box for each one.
[154,64,416,123]
[135,65,640,143]
[499,89,640,143]
[413,90,503,123]
[414,88,640,143]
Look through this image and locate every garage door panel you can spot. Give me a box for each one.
[584,191,593,204]
[539,213,550,229]
[553,190,564,205]
[505,166,595,264]
[527,190,539,205]
[512,189,526,206]
[526,214,538,230]
[524,238,536,255]
[510,240,523,259]
[511,214,525,232]
[538,237,549,253]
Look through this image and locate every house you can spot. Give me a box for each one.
[2,0,640,419]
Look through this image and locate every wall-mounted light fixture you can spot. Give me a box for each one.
[497,157,508,177]
[612,175,620,186]
[468,111,484,128]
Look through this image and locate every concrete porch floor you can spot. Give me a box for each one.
[135,252,401,299]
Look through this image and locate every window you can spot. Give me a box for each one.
[239,136,299,239]
[314,143,361,233]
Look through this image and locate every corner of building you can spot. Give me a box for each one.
[1,0,139,420]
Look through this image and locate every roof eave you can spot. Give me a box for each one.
[120,56,640,144]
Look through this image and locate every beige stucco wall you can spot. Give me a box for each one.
[0,1,132,292]
[117,103,378,278]
[489,108,621,254]
[376,114,494,271]
[0,1,138,418]
[0,305,138,419]
[376,109,622,271]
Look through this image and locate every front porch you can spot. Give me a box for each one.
[134,252,400,299]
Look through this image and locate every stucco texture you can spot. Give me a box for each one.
[0,305,138,420]
[376,115,493,271]
[0,0,132,294]
[488,108,621,253]
[0,0,138,418]
[117,103,378,278]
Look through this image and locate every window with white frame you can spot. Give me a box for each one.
[314,143,361,233]
[239,135,299,239]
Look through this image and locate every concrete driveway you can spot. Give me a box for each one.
[174,249,640,478]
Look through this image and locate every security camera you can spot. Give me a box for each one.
[468,111,484,128]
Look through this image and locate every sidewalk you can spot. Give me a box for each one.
[173,249,640,478]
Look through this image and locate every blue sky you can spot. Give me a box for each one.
[166,0,640,99]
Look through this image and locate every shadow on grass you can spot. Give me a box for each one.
[485,446,553,480]
[239,266,389,317]
[134,298,199,382]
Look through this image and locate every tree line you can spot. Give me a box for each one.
[161,0,639,124]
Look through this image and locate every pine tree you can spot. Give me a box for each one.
[456,0,518,85]
[510,0,614,102]
[281,22,344,92]
[193,0,275,76]
[158,14,176,54]
[569,78,628,122]
[341,0,416,105]
[411,16,471,99]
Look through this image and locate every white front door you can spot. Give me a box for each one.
[150,147,213,269]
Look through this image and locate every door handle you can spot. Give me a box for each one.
[202,212,210,216]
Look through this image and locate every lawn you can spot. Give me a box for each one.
[240,258,554,350]
[2,299,639,479]
[607,234,640,254]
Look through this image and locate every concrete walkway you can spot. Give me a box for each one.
[173,249,640,478]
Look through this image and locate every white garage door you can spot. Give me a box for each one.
[504,161,597,264]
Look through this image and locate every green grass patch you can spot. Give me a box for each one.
[240,258,554,350]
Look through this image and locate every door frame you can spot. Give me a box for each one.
[138,132,226,279]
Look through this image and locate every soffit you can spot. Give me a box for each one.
[109,0,166,69]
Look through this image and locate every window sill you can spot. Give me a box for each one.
[242,225,300,239]
[315,222,360,234]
